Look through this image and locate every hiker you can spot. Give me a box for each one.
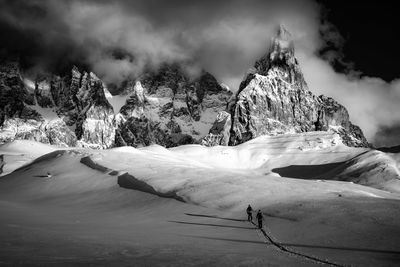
[256,210,263,229]
[246,204,253,221]
[0,155,4,175]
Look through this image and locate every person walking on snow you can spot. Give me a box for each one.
[246,205,253,222]
[256,210,263,229]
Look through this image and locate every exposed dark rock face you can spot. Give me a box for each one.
[201,111,231,146]
[115,64,232,148]
[115,116,194,148]
[0,62,114,148]
[316,96,368,147]
[0,26,368,148]
[205,25,368,147]
[1,61,231,148]
[0,60,39,125]
[34,75,54,108]
[68,69,115,148]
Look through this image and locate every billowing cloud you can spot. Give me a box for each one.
[0,0,399,145]
[0,0,321,83]
[299,52,400,146]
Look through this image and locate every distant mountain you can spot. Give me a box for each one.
[0,60,231,148]
[0,25,369,149]
[203,25,369,147]
[0,62,114,148]
[113,63,232,147]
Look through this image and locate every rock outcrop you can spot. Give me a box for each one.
[114,64,232,147]
[1,25,368,148]
[204,25,368,147]
[1,61,231,148]
[0,60,38,125]
[0,62,115,148]
[201,111,231,146]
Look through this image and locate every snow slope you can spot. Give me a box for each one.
[89,132,399,211]
[0,147,311,266]
[0,140,57,176]
[1,132,400,266]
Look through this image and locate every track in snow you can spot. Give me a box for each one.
[249,220,345,267]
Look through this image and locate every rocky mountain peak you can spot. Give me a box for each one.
[71,65,81,77]
[269,24,295,62]
[277,24,291,39]
[0,62,116,148]
[1,58,232,149]
[241,25,305,91]
[132,81,145,102]
[1,28,368,149]
[204,25,369,148]
[115,63,233,148]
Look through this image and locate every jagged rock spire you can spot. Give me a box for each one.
[236,24,304,93]
[225,24,369,148]
[268,24,295,62]
[277,24,290,38]
[254,24,296,75]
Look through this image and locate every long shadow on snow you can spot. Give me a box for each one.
[80,156,110,173]
[117,172,185,202]
[185,213,246,222]
[169,220,255,230]
[79,156,185,202]
[272,151,370,180]
[272,162,344,180]
[184,235,267,245]
[185,212,297,223]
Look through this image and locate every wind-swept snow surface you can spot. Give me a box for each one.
[92,131,400,206]
[0,140,57,176]
[1,132,400,266]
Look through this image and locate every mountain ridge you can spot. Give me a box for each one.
[0,60,232,148]
[1,25,368,149]
[203,25,369,148]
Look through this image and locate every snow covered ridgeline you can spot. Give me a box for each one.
[0,140,57,176]
[84,132,400,210]
[2,132,399,210]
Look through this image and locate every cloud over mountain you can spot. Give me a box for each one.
[0,0,399,145]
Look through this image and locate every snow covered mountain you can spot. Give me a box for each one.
[1,26,367,149]
[203,25,368,147]
[0,61,231,148]
[1,42,399,265]
[113,64,232,147]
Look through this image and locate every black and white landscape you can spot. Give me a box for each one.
[1,1,400,266]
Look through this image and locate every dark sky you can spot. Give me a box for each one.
[319,1,400,82]
[0,0,399,146]
[317,1,400,147]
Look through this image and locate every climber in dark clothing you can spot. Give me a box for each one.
[246,205,253,222]
[256,210,263,229]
